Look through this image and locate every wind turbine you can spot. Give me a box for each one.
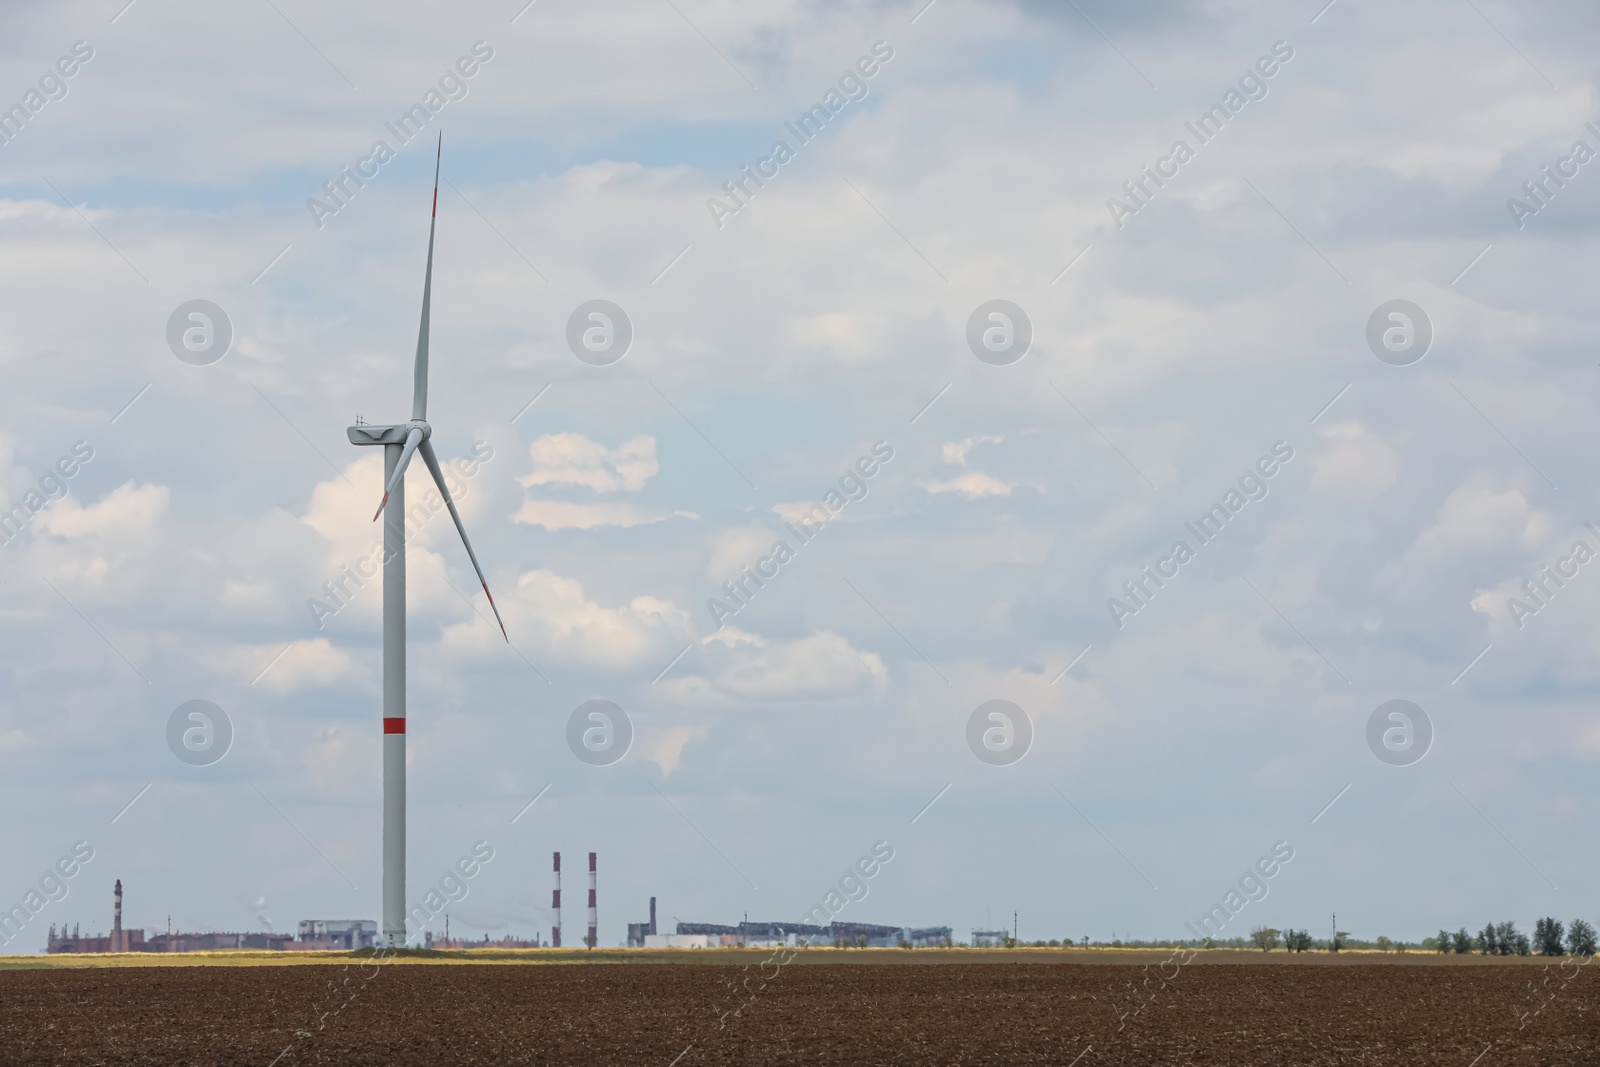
[347,136,507,948]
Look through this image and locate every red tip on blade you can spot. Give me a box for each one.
[484,582,508,642]
[373,492,388,522]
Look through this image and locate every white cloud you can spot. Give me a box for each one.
[919,471,1014,498]
[680,628,887,700]
[300,450,492,564]
[942,435,1003,466]
[705,524,774,581]
[218,637,356,693]
[443,570,689,669]
[1411,485,1552,560]
[785,311,889,362]
[35,481,168,539]
[772,500,839,526]
[518,433,658,494]
[1311,421,1399,500]
[921,436,1013,497]
[645,724,707,776]
[512,499,686,531]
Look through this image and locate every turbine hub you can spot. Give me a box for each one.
[405,419,432,440]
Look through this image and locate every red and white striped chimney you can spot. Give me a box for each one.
[587,852,597,950]
[551,851,561,948]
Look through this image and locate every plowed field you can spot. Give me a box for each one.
[2,961,1594,1065]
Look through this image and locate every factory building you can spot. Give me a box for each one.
[904,927,954,948]
[47,879,146,953]
[971,929,1008,947]
[626,897,658,948]
[645,934,715,948]
[44,883,373,953]
[425,933,545,949]
[292,919,378,951]
[46,923,146,954]
[149,932,292,952]
[660,920,954,948]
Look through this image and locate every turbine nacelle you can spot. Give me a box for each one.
[346,420,431,447]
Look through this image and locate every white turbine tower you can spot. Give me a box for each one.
[347,136,507,948]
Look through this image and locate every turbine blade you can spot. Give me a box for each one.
[372,427,424,522]
[412,134,441,422]
[419,438,508,642]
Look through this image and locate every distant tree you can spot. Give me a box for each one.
[1329,930,1348,953]
[1375,936,1393,953]
[1566,919,1597,957]
[1534,918,1565,956]
[1283,929,1313,953]
[1478,924,1498,955]
[1495,922,1529,956]
[1250,927,1280,952]
[1451,929,1473,955]
[1435,930,1453,954]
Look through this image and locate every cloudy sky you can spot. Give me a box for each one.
[3,0,1599,949]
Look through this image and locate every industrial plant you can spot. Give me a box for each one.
[30,873,968,955]
[43,880,384,955]
[644,921,954,949]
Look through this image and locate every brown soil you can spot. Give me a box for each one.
[1,961,1594,1065]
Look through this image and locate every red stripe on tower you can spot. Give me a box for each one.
[587,851,597,951]
[383,718,405,734]
[551,851,561,948]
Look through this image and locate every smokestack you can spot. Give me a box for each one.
[551,852,561,948]
[113,879,123,953]
[649,896,656,937]
[587,852,597,950]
